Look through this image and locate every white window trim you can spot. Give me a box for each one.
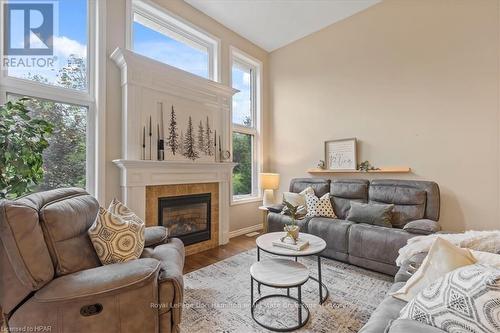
[229,46,263,205]
[126,0,220,82]
[0,0,106,203]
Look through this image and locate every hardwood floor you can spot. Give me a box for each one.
[184,233,259,274]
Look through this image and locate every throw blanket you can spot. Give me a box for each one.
[396,230,500,266]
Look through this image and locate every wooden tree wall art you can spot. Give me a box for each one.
[144,102,220,162]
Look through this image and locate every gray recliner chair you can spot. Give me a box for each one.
[0,188,184,333]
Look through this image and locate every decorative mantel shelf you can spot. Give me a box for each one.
[307,167,411,174]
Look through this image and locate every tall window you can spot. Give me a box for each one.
[1,0,98,194]
[130,0,219,81]
[231,48,261,201]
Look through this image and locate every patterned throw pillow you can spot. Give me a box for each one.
[305,192,336,218]
[399,263,500,333]
[88,207,145,265]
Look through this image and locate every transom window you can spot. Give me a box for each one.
[231,48,261,201]
[130,0,219,81]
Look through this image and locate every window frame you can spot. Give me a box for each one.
[230,46,262,205]
[0,0,106,202]
[126,0,220,82]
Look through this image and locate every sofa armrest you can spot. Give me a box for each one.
[34,258,161,302]
[141,238,184,332]
[267,204,284,213]
[145,226,169,248]
[403,219,441,235]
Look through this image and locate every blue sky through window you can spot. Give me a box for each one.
[7,0,88,89]
[232,64,251,126]
[133,21,209,79]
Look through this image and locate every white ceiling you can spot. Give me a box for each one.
[184,0,381,52]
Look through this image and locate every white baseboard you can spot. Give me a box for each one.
[229,224,263,239]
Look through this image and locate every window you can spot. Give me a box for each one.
[231,48,261,201]
[0,0,101,196]
[6,0,89,91]
[8,95,88,191]
[130,0,219,81]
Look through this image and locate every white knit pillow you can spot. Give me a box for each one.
[305,192,336,218]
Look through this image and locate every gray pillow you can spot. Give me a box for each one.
[347,201,394,228]
[403,219,441,235]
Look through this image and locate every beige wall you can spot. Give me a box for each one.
[269,0,500,232]
[105,0,269,233]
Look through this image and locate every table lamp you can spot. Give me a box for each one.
[260,173,280,207]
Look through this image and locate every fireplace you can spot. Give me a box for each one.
[158,193,211,246]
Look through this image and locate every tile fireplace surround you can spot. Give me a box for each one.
[111,48,237,253]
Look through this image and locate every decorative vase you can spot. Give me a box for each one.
[283,224,300,244]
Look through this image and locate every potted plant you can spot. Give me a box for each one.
[0,99,53,199]
[281,200,300,244]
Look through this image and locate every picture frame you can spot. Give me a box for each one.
[324,138,357,170]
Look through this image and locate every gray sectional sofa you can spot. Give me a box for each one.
[359,253,442,333]
[267,178,441,276]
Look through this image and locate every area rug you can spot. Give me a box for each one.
[180,249,393,332]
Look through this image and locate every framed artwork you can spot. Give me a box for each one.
[325,138,357,170]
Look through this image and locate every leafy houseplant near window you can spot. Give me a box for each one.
[0,99,53,199]
[281,200,301,244]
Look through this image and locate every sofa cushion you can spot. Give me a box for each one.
[38,191,101,276]
[307,218,353,254]
[370,180,440,225]
[349,224,415,265]
[403,219,441,235]
[330,179,369,219]
[347,201,393,228]
[369,185,426,228]
[289,178,330,197]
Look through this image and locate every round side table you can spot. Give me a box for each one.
[250,258,310,332]
[255,232,329,304]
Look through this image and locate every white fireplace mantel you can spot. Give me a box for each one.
[111,48,238,246]
[113,159,236,245]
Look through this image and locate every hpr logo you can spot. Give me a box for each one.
[3,2,54,56]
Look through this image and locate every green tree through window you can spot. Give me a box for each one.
[9,55,88,191]
[232,132,252,195]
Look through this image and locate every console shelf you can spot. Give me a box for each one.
[307,167,411,174]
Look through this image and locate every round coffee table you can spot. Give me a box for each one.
[255,232,329,304]
[250,258,310,331]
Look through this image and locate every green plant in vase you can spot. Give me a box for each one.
[281,200,300,244]
[0,99,53,199]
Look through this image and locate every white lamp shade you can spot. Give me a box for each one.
[260,173,280,190]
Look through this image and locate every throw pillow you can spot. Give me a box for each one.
[88,207,145,265]
[471,250,500,268]
[305,192,336,218]
[108,198,145,226]
[281,187,314,217]
[391,237,476,302]
[399,263,500,333]
[346,201,394,227]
